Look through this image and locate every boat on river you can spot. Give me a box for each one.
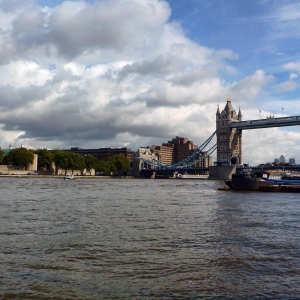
[64,174,76,180]
[174,174,209,179]
[225,170,268,190]
[225,169,300,192]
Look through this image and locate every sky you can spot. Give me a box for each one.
[1,0,300,165]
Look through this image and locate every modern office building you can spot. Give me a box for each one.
[279,155,285,164]
[289,158,296,165]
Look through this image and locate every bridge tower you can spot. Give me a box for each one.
[216,97,242,165]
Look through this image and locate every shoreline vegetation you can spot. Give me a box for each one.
[0,149,132,178]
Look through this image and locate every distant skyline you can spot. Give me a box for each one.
[1,0,300,165]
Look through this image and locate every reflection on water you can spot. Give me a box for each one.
[0,178,300,299]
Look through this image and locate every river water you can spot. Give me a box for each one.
[0,178,299,299]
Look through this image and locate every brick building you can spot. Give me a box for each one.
[166,136,198,162]
[150,144,174,165]
[146,136,212,167]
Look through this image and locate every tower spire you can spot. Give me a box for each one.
[238,106,242,120]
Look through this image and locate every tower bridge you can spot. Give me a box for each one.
[215,97,300,167]
[136,97,300,179]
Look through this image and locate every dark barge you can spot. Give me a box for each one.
[225,169,300,192]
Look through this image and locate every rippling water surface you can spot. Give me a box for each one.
[0,178,300,299]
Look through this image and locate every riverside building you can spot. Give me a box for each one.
[145,136,212,167]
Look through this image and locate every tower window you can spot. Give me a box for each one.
[220,154,228,161]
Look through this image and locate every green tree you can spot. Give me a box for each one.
[35,149,54,169]
[52,150,69,175]
[2,148,34,170]
[53,151,86,175]
[74,153,86,173]
[66,152,77,174]
[108,154,130,174]
[68,152,85,174]
[2,152,12,165]
[0,148,5,164]
[85,154,98,175]
[96,160,112,174]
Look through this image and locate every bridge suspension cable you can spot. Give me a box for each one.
[140,131,216,170]
[170,143,217,168]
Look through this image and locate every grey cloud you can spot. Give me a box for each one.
[0,84,49,110]
[0,0,35,13]
[108,98,128,107]
[144,93,192,108]
[52,88,89,108]
[49,67,81,85]
[126,123,174,138]
[118,55,180,79]
[6,0,170,60]
[11,9,47,47]
[0,67,83,112]
[1,107,120,141]
[168,67,219,86]
[0,34,16,65]
[1,102,173,144]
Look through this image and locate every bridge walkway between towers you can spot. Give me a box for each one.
[140,167,209,174]
[238,165,300,172]
[230,115,300,130]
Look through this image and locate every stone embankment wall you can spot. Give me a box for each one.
[0,154,38,175]
[0,165,95,176]
[0,165,32,175]
[55,168,95,176]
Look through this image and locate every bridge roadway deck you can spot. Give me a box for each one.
[238,165,300,172]
[141,167,209,174]
[141,165,300,175]
[230,115,300,130]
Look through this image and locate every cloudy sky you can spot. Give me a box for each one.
[1,0,300,164]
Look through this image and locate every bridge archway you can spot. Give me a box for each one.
[231,157,237,165]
